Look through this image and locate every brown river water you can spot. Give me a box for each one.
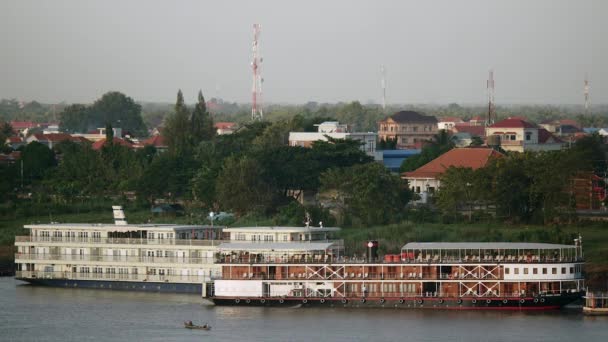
[0,278,606,342]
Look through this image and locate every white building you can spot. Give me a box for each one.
[288,121,379,158]
[486,118,564,152]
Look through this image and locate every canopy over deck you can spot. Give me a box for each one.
[218,242,335,252]
[402,242,575,250]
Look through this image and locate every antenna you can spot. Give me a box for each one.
[486,70,495,126]
[251,24,263,121]
[584,73,590,114]
[381,65,387,111]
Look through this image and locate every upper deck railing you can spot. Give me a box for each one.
[15,236,223,247]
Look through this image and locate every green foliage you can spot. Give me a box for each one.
[216,156,272,215]
[59,104,89,133]
[190,90,215,144]
[163,90,192,155]
[320,163,411,225]
[21,141,56,183]
[58,92,146,136]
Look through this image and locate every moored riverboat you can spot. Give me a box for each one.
[583,292,608,315]
[211,238,586,310]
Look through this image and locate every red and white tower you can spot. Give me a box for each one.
[584,73,590,114]
[486,70,495,126]
[251,24,263,121]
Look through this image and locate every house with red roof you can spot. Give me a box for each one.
[10,121,39,133]
[5,136,25,149]
[486,118,563,152]
[215,122,237,135]
[91,137,134,151]
[140,135,168,152]
[402,148,503,203]
[437,117,465,131]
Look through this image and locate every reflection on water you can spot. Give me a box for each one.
[1,278,606,342]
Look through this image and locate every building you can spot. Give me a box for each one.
[452,124,486,138]
[26,133,89,149]
[382,149,421,173]
[5,136,25,150]
[73,127,123,143]
[539,119,582,137]
[140,135,168,153]
[91,137,134,150]
[402,148,502,203]
[378,111,438,149]
[486,118,563,152]
[215,122,237,135]
[10,121,39,134]
[289,121,378,158]
[437,117,465,131]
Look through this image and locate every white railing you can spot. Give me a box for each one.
[15,236,222,247]
[15,270,210,283]
[15,253,215,265]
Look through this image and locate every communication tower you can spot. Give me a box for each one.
[486,70,495,126]
[381,65,387,111]
[251,24,264,121]
[584,73,590,114]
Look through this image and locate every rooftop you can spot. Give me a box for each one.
[224,226,340,233]
[384,111,437,124]
[403,148,502,179]
[490,118,536,129]
[402,242,576,250]
[218,242,335,251]
[23,223,217,231]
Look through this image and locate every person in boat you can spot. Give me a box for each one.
[202,323,208,329]
[186,321,193,327]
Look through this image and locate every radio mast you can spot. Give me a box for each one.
[486,70,495,126]
[251,24,263,121]
[584,73,590,114]
[381,65,387,111]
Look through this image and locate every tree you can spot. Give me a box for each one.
[89,92,147,136]
[21,141,56,184]
[164,90,193,155]
[435,167,479,221]
[320,163,410,225]
[190,90,215,144]
[216,156,272,215]
[58,104,89,133]
[470,136,484,147]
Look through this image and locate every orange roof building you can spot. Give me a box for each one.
[402,148,502,202]
[92,137,134,150]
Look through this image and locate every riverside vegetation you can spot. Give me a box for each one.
[1,90,607,287]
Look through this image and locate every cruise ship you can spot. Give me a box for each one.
[14,207,223,294]
[211,234,586,310]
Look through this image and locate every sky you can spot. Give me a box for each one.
[0,0,606,105]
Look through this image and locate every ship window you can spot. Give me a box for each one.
[523,268,528,275]
[533,268,538,275]
[570,267,574,274]
[514,268,519,275]
[149,233,155,239]
[552,268,557,274]
[542,268,547,274]
[561,267,566,274]
[505,268,510,274]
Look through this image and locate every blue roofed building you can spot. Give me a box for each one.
[382,149,420,172]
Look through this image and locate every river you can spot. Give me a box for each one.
[0,278,606,342]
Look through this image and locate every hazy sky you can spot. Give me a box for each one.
[1,0,606,105]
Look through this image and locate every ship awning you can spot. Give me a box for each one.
[401,242,575,250]
[218,242,334,252]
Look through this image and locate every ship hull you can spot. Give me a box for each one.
[16,277,202,294]
[212,293,582,310]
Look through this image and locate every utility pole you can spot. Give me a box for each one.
[251,24,263,121]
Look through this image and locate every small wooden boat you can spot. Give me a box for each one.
[184,323,211,330]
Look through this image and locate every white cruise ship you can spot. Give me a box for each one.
[14,206,223,294]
